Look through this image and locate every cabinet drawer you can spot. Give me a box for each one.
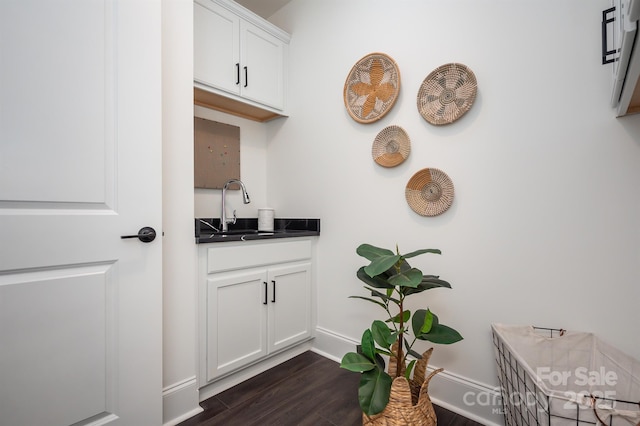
[207,239,311,273]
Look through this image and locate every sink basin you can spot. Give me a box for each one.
[203,229,311,237]
[202,229,278,237]
[216,229,259,235]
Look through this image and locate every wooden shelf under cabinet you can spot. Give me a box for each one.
[194,87,285,122]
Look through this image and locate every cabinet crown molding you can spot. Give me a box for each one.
[196,0,291,43]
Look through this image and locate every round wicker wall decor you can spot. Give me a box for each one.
[405,168,454,216]
[417,63,477,125]
[343,52,400,124]
[372,125,411,167]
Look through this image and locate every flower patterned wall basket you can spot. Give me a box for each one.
[344,52,401,124]
[405,168,454,216]
[417,63,477,125]
[372,125,411,167]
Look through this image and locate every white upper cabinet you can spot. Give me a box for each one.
[194,0,290,117]
[194,1,240,95]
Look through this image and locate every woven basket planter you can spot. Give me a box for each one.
[363,347,443,426]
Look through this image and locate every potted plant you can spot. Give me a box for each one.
[340,243,463,425]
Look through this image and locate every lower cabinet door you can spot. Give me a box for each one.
[206,269,267,380]
[267,262,312,352]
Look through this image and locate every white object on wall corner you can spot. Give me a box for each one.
[311,326,503,426]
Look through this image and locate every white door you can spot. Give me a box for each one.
[268,263,312,352]
[194,0,241,95]
[241,20,285,109]
[0,1,162,425]
[205,270,267,381]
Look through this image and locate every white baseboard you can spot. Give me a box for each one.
[162,376,203,426]
[313,326,504,426]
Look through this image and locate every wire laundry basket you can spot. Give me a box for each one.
[492,323,640,426]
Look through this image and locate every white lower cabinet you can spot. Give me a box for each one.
[199,239,313,386]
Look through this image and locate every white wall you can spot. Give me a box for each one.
[263,0,640,421]
[162,1,201,424]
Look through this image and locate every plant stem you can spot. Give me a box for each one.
[394,251,404,378]
[396,290,404,377]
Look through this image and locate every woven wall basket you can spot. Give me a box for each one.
[363,347,442,426]
[344,52,401,124]
[372,125,411,167]
[405,168,454,216]
[417,63,477,125]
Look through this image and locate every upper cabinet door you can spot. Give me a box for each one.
[240,20,285,110]
[194,1,240,95]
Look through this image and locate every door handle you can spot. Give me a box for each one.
[263,282,268,305]
[271,280,276,303]
[244,66,248,88]
[121,226,156,243]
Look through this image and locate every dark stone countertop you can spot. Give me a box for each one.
[195,218,320,243]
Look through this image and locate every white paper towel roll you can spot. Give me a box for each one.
[258,208,274,231]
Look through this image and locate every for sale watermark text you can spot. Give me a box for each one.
[536,366,618,387]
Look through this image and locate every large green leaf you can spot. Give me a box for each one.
[420,276,451,289]
[401,248,441,259]
[360,329,376,360]
[356,267,394,289]
[412,309,434,336]
[403,276,452,296]
[388,268,423,288]
[371,320,394,349]
[356,244,394,261]
[358,368,393,416]
[417,323,463,344]
[340,352,376,372]
[364,254,401,278]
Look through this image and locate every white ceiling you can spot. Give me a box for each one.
[234,0,293,19]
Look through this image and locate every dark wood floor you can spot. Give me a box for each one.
[178,351,485,426]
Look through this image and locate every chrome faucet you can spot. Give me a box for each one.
[221,179,250,232]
